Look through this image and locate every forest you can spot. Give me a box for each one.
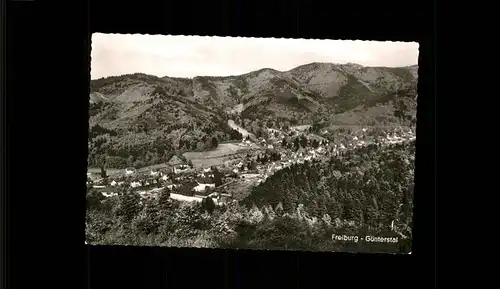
[86,139,414,253]
[87,119,243,169]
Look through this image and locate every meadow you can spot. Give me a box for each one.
[183,143,256,169]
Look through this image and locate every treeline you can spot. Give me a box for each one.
[86,187,410,253]
[90,73,166,93]
[256,150,282,164]
[243,140,415,230]
[281,134,326,151]
[88,124,118,140]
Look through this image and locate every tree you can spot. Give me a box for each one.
[275,202,285,216]
[116,191,141,224]
[393,100,408,123]
[293,137,300,151]
[213,167,223,187]
[158,188,174,211]
[300,135,308,147]
[281,138,287,147]
[201,197,216,214]
[100,166,108,180]
[211,137,219,148]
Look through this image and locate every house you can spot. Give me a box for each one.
[173,166,189,174]
[169,193,203,203]
[110,180,117,186]
[130,182,141,188]
[93,185,106,189]
[267,144,274,149]
[161,175,168,181]
[125,168,136,175]
[150,170,159,177]
[203,167,212,173]
[193,182,216,192]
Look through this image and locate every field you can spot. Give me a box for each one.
[87,168,122,178]
[183,142,258,169]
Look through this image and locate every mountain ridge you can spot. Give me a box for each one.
[88,62,418,169]
[91,62,418,82]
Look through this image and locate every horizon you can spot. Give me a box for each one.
[91,61,419,81]
[91,34,419,80]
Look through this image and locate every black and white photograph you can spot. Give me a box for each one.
[86,34,418,254]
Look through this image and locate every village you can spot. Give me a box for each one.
[87,123,416,207]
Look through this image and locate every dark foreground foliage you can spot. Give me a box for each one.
[86,141,414,253]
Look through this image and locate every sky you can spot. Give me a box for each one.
[91,33,419,80]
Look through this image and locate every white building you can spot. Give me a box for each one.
[130,182,141,188]
[101,192,118,198]
[169,193,203,203]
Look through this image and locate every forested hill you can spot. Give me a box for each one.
[88,63,417,169]
[243,139,415,231]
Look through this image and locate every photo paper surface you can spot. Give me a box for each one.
[86,34,418,254]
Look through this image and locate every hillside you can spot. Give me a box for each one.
[243,140,415,226]
[88,63,418,169]
[88,74,243,169]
